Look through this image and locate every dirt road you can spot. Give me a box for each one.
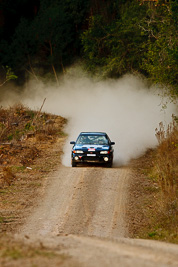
[18,165,178,267]
[21,166,129,238]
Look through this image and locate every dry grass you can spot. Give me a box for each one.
[128,116,178,243]
[155,115,178,197]
[0,104,66,143]
[150,115,178,242]
[2,167,16,186]
[0,106,66,170]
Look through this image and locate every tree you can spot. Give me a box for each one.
[81,1,147,77]
[0,0,90,82]
[81,0,177,96]
[141,1,178,95]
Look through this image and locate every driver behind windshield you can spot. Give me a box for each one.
[77,135,108,145]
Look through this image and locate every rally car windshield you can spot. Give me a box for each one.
[76,135,109,145]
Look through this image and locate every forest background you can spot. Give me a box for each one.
[0,0,177,96]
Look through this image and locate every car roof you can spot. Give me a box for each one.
[79,132,107,136]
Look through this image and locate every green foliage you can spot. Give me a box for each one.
[5,66,18,81]
[25,122,34,131]
[148,231,157,237]
[141,3,178,96]
[0,66,17,86]
[26,110,35,119]
[82,2,148,77]
[82,1,177,95]
[7,134,13,141]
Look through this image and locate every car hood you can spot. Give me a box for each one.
[73,144,110,151]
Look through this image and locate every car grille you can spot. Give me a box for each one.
[83,156,100,162]
[83,151,100,155]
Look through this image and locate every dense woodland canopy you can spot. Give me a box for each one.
[0,0,177,95]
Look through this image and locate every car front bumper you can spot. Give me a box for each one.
[71,153,113,164]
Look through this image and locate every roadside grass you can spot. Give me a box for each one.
[129,116,178,244]
[11,166,26,173]
[149,116,178,243]
[0,236,68,262]
[0,235,81,267]
[28,182,42,187]
[0,104,67,144]
[0,104,67,186]
[0,104,67,234]
[1,246,58,260]
[155,115,177,197]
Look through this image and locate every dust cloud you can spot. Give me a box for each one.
[1,67,176,166]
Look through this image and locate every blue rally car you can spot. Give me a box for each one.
[70,132,115,167]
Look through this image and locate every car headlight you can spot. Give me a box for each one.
[100,151,109,154]
[73,150,84,153]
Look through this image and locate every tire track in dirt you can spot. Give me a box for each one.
[56,166,130,239]
[20,166,129,239]
[20,166,83,236]
[109,168,129,237]
[87,167,129,238]
[59,167,105,235]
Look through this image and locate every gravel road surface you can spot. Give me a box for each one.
[18,165,178,267]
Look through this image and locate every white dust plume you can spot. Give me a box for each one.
[1,68,176,166]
